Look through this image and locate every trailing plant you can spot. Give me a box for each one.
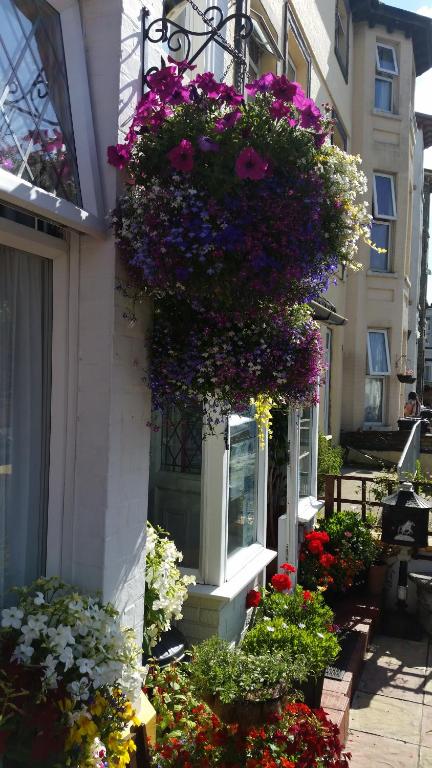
[189,636,307,704]
[108,63,370,438]
[317,433,344,495]
[144,523,195,655]
[0,577,145,768]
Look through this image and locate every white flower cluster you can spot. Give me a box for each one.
[144,523,195,651]
[1,580,146,707]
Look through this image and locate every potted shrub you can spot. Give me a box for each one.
[188,636,307,729]
[368,541,399,597]
[0,577,145,767]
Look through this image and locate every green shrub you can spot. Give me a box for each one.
[255,585,334,632]
[241,618,339,679]
[320,509,377,570]
[189,636,307,704]
[317,433,344,493]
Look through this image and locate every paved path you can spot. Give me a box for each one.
[346,634,432,767]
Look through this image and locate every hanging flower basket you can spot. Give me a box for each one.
[397,373,416,384]
[108,63,370,432]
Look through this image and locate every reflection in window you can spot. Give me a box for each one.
[161,405,202,475]
[227,414,258,556]
[370,221,390,272]
[0,244,52,606]
[299,407,312,497]
[0,0,81,204]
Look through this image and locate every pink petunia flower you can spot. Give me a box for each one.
[214,108,242,133]
[147,66,181,100]
[299,98,322,129]
[167,139,195,172]
[107,143,131,169]
[235,147,268,180]
[193,72,222,99]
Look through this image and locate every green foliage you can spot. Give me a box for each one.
[241,617,340,678]
[255,585,334,633]
[321,509,377,570]
[317,433,344,493]
[144,662,203,744]
[371,461,432,504]
[189,636,307,704]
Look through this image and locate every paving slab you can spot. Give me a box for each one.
[350,691,423,744]
[420,747,432,767]
[346,730,419,768]
[422,708,432,748]
[365,636,428,670]
[359,658,425,703]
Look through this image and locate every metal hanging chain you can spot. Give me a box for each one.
[184,0,248,68]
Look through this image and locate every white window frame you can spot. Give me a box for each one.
[374,75,393,112]
[370,219,391,272]
[0,0,104,236]
[367,329,391,376]
[376,43,399,76]
[373,173,397,220]
[0,213,78,580]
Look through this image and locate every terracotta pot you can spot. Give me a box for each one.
[368,563,387,596]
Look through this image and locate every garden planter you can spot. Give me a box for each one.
[210,692,289,730]
[298,673,325,708]
[397,374,416,383]
[368,564,387,597]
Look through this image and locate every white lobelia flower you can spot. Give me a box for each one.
[1,607,24,629]
[59,646,75,671]
[27,614,48,631]
[67,677,91,701]
[12,643,35,662]
[46,624,75,651]
[33,592,45,606]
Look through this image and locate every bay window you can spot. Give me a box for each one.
[148,407,269,586]
[365,330,390,425]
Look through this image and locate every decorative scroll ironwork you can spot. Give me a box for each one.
[142,1,253,93]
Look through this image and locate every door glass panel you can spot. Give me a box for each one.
[148,406,202,569]
[0,244,52,606]
[365,377,383,423]
[227,413,258,556]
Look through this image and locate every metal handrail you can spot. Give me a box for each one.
[397,420,422,481]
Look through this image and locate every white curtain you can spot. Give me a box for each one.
[0,244,52,606]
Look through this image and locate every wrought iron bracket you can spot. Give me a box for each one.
[141,2,253,93]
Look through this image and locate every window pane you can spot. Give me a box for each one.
[377,44,397,73]
[0,0,81,204]
[227,414,258,556]
[148,407,202,569]
[370,221,389,271]
[375,78,392,111]
[0,244,52,606]
[299,407,312,497]
[374,175,395,217]
[368,331,389,373]
[365,378,383,423]
[288,59,296,82]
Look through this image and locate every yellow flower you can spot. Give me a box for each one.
[251,393,274,448]
[90,693,107,717]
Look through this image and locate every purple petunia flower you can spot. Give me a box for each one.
[235,147,268,180]
[197,136,219,153]
[214,108,242,133]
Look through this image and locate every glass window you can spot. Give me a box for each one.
[375,77,392,111]
[288,57,296,82]
[373,174,396,219]
[227,414,258,556]
[148,407,202,569]
[0,0,81,204]
[370,221,390,271]
[376,43,398,75]
[0,244,52,606]
[365,377,384,423]
[335,0,349,77]
[299,407,312,497]
[367,330,390,375]
[332,109,347,150]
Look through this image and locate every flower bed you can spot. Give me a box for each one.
[108,63,369,435]
[0,578,145,767]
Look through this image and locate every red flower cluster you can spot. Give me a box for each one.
[246,589,261,609]
[281,563,296,574]
[271,573,292,592]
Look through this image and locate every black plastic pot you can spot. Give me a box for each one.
[297,673,325,708]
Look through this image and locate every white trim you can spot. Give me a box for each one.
[376,43,399,76]
[367,329,391,375]
[374,75,393,113]
[188,546,276,603]
[0,170,106,237]
[298,496,324,524]
[201,424,228,586]
[59,3,104,218]
[0,217,68,260]
[373,173,397,220]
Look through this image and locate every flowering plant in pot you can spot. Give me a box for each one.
[108,63,369,437]
[0,577,146,767]
[146,662,351,767]
[144,523,195,655]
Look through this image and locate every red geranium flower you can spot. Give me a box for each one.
[320,553,336,569]
[307,539,324,556]
[302,590,313,602]
[246,589,261,608]
[271,573,292,592]
[281,563,296,573]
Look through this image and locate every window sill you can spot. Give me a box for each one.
[298,496,324,525]
[188,547,277,604]
[372,109,401,121]
[367,270,398,279]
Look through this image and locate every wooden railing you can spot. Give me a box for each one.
[324,474,432,522]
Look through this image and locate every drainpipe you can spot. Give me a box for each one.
[417,171,432,394]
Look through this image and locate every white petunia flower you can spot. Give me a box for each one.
[1,607,24,629]
[12,643,35,662]
[33,592,45,606]
[77,658,95,675]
